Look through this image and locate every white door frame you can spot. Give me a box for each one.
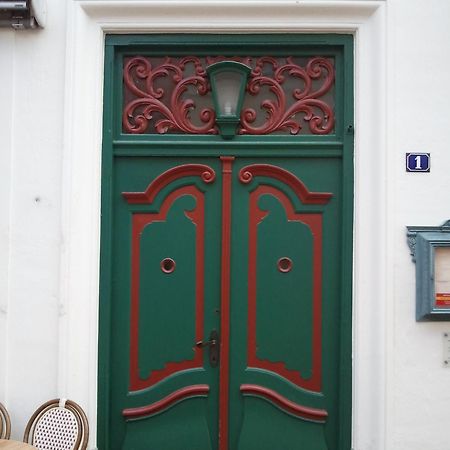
[60,1,389,448]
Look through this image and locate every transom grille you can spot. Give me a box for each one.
[123,56,335,136]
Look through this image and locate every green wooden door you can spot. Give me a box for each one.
[112,158,222,450]
[99,35,353,450]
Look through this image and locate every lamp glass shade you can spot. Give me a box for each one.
[211,71,246,117]
[206,61,251,139]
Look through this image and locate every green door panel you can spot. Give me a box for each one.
[122,398,213,450]
[109,158,222,449]
[105,156,346,450]
[107,157,343,449]
[254,194,314,378]
[237,398,328,450]
[99,34,353,450]
[138,194,199,380]
[227,158,341,449]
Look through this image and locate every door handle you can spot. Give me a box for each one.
[196,329,220,368]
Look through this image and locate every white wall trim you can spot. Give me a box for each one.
[0,31,15,406]
[61,1,387,448]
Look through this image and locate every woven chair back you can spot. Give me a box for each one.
[23,399,89,450]
[0,402,11,439]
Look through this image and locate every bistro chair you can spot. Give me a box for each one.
[0,401,11,439]
[23,398,89,450]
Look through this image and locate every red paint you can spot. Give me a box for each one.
[218,156,234,450]
[240,57,335,135]
[247,184,329,392]
[128,185,205,391]
[123,164,215,204]
[239,164,332,204]
[124,164,216,391]
[240,384,328,422]
[122,385,210,419]
[123,55,334,135]
[123,56,217,134]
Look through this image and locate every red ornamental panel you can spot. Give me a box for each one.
[239,164,332,393]
[122,385,210,420]
[123,56,335,136]
[122,164,216,392]
[126,186,205,391]
[247,186,324,391]
[240,384,328,422]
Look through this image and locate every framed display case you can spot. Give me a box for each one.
[408,220,450,321]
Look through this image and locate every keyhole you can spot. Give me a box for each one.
[277,257,292,273]
[161,258,176,274]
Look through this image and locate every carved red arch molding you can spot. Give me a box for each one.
[238,164,333,204]
[123,385,210,420]
[122,164,216,204]
[240,384,328,423]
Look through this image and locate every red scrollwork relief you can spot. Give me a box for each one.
[240,57,335,135]
[123,56,335,135]
[123,56,217,135]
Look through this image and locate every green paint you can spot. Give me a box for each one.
[256,194,314,378]
[99,34,354,450]
[138,195,198,378]
[228,157,343,449]
[237,398,328,450]
[121,398,213,450]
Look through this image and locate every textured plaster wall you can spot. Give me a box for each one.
[389,1,450,449]
[0,0,450,448]
[0,0,67,439]
[0,30,14,418]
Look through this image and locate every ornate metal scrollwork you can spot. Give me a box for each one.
[123,56,217,135]
[240,56,334,135]
[123,56,335,136]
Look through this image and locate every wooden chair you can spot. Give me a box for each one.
[0,401,11,439]
[23,399,89,450]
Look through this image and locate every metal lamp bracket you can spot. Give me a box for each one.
[0,0,46,29]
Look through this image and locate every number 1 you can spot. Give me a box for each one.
[414,155,422,170]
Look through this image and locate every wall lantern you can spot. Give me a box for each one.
[206,61,251,140]
[0,0,46,29]
[407,220,450,321]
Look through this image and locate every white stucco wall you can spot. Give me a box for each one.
[0,1,449,449]
[389,1,450,449]
[0,0,67,438]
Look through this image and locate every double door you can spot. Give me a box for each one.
[107,155,344,450]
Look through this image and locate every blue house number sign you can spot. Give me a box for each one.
[406,153,430,172]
